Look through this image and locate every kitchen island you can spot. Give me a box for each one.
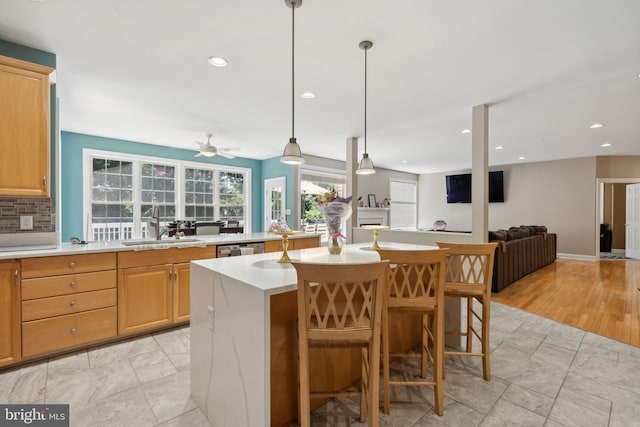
[190,242,459,427]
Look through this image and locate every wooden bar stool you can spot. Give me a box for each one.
[291,260,388,427]
[436,242,498,381]
[375,249,447,416]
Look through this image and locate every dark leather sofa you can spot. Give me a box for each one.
[489,225,557,292]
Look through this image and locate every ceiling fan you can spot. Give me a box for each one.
[194,133,239,159]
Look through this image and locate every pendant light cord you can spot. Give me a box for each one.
[364,45,367,153]
[291,2,295,139]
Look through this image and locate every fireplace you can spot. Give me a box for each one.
[357,207,390,227]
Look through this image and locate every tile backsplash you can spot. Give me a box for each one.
[0,197,55,233]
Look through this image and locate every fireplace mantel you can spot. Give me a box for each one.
[357,207,390,227]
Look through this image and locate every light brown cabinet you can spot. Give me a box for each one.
[21,253,117,357]
[173,262,191,323]
[117,246,216,334]
[118,264,173,334]
[0,261,21,367]
[264,236,320,253]
[0,55,54,197]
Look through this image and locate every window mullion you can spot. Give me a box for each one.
[214,170,220,220]
[133,161,142,239]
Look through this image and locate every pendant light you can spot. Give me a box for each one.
[356,40,375,175]
[280,0,305,165]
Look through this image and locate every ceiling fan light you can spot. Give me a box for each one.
[356,153,376,175]
[200,151,216,157]
[280,138,305,164]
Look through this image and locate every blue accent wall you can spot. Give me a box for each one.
[61,132,262,241]
[0,39,56,67]
[261,157,296,227]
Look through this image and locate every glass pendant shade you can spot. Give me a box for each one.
[280,137,305,164]
[356,152,375,174]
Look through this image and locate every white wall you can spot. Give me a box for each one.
[357,167,417,206]
[419,157,597,257]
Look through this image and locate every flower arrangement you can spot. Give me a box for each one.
[317,191,353,253]
[267,218,291,233]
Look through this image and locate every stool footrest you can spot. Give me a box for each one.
[445,350,483,357]
[389,380,437,386]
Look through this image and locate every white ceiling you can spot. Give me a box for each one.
[2,0,639,174]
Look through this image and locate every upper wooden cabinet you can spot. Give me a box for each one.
[0,55,54,197]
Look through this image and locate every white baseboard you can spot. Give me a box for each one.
[557,253,597,261]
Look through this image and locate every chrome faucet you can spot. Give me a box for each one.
[148,206,168,240]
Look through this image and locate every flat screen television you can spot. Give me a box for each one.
[446,171,504,203]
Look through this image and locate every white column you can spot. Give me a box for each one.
[346,137,359,243]
[471,104,489,243]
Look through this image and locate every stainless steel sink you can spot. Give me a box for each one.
[120,238,203,246]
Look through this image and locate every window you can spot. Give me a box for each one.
[84,149,251,241]
[91,158,134,240]
[141,162,176,227]
[219,171,245,222]
[185,167,214,220]
[389,179,417,229]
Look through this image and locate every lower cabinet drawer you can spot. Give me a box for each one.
[22,288,117,322]
[21,270,117,300]
[22,307,117,357]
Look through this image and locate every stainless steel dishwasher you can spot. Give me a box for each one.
[216,242,265,257]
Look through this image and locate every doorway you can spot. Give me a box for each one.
[596,178,640,260]
[264,176,286,230]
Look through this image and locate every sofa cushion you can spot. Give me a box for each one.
[489,229,508,241]
[507,227,527,240]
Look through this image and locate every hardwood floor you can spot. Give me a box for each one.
[493,258,640,347]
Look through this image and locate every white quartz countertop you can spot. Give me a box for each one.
[191,242,437,296]
[0,232,319,260]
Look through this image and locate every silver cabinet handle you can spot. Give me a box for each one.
[70,328,77,334]
[14,269,19,287]
[69,262,76,269]
[70,282,77,288]
[69,301,76,307]
[43,176,47,190]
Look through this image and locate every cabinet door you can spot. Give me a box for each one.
[118,265,173,334]
[264,240,282,253]
[0,62,51,197]
[173,262,191,323]
[0,261,21,367]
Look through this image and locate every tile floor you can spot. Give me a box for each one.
[2,302,639,426]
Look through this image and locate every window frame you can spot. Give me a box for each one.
[82,148,252,240]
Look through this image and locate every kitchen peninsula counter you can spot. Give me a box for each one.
[190,242,449,427]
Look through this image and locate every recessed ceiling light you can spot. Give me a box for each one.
[207,56,228,67]
[517,156,526,160]
[495,146,504,150]
[590,123,604,129]
[301,91,316,99]
[461,129,472,134]
[401,160,408,163]
[600,143,612,147]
